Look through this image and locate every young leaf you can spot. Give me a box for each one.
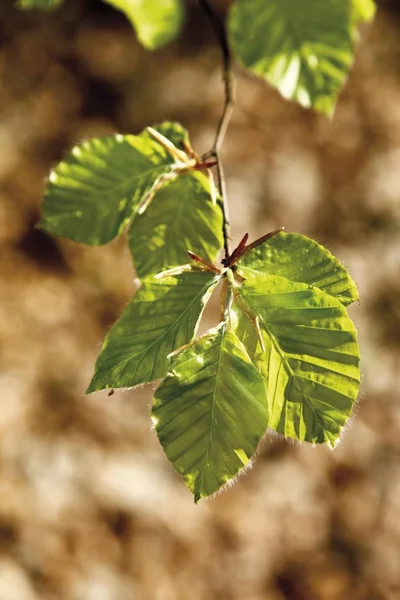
[87,270,219,392]
[103,0,184,50]
[16,0,63,8]
[238,231,359,306]
[235,274,360,447]
[129,171,224,279]
[152,326,268,502]
[228,0,376,116]
[39,124,188,246]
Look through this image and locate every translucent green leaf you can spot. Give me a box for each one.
[235,274,360,447]
[87,270,219,392]
[352,0,376,22]
[39,123,188,246]
[150,122,190,151]
[104,0,184,50]
[129,171,223,278]
[16,0,63,9]
[152,326,268,502]
[238,231,359,306]
[228,0,376,116]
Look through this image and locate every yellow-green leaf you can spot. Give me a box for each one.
[238,231,359,307]
[39,123,189,246]
[104,0,184,50]
[234,274,360,447]
[129,171,223,278]
[228,0,376,116]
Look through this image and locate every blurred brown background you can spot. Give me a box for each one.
[1,0,400,598]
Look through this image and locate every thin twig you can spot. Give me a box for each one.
[199,0,235,260]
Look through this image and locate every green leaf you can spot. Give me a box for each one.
[87,270,219,392]
[150,122,190,151]
[238,231,359,306]
[228,0,376,116]
[39,123,188,246]
[129,171,223,278]
[152,326,268,502]
[103,0,184,50]
[16,0,63,8]
[352,0,376,23]
[235,274,360,447]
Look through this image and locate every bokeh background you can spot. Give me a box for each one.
[1,0,400,598]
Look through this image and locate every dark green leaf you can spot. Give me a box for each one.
[153,326,268,502]
[228,0,376,116]
[234,274,360,447]
[103,0,184,50]
[87,270,219,392]
[129,171,223,278]
[238,231,359,306]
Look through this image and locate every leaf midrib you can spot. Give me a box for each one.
[239,292,344,437]
[100,277,218,379]
[239,292,328,436]
[241,294,295,378]
[197,325,226,495]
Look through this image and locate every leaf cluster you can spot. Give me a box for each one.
[38,122,360,501]
[24,0,377,500]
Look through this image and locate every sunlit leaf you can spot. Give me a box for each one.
[153,326,268,502]
[234,274,360,447]
[238,231,359,306]
[129,171,223,278]
[149,121,190,151]
[352,0,376,23]
[87,270,219,392]
[104,0,184,50]
[39,123,189,246]
[228,0,376,116]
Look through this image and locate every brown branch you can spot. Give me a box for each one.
[199,0,235,260]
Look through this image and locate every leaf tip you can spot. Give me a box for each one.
[85,377,100,395]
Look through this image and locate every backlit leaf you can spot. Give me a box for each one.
[228,0,376,116]
[129,171,223,278]
[87,270,219,392]
[238,231,359,306]
[153,326,268,502]
[352,0,376,22]
[104,0,184,50]
[39,123,190,246]
[235,274,360,447]
[148,122,190,151]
